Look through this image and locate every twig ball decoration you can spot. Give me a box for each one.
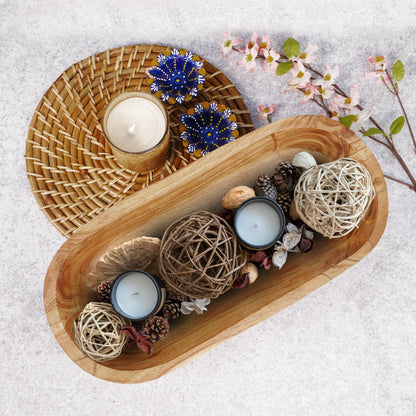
[73,302,131,362]
[294,158,375,238]
[159,211,245,299]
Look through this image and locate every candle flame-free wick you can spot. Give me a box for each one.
[127,123,136,136]
[131,292,140,296]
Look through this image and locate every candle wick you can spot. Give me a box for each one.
[127,123,136,136]
[131,292,140,296]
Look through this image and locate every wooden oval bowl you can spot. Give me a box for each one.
[44,115,388,383]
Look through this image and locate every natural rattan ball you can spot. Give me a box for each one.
[73,302,131,362]
[159,211,244,299]
[294,158,375,238]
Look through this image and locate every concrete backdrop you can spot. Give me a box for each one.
[1,1,415,415]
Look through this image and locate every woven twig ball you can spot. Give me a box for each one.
[73,302,131,362]
[294,158,375,238]
[159,211,244,299]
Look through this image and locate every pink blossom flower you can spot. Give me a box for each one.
[258,34,271,55]
[365,69,389,83]
[220,31,243,58]
[290,44,318,64]
[257,104,276,121]
[346,107,371,132]
[330,110,340,121]
[365,55,389,83]
[240,31,259,52]
[300,83,318,104]
[316,85,335,100]
[314,65,340,89]
[262,48,280,74]
[237,45,258,72]
[330,86,360,110]
[367,55,387,71]
[287,62,311,89]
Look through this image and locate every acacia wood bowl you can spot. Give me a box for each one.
[44,115,388,383]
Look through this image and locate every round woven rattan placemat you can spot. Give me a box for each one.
[25,44,254,237]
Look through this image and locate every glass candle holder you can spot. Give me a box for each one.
[110,270,166,321]
[102,91,169,171]
[234,196,286,250]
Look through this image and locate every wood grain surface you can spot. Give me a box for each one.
[43,115,388,383]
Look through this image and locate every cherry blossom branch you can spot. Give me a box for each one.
[221,32,416,193]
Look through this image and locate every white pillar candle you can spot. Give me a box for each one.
[234,197,285,249]
[105,97,167,153]
[102,91,170,171]
[111,271,165,320]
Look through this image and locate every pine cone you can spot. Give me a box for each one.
[97,280,113,301]
[162,299,182,319]
[276,191,292,215]
[144,316,169,342]
[273,162,303,192]
[254,175,278,200]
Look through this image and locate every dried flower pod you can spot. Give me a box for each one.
[299,237,315,253]
[120,326,153,354]
[222,186,255,210]
[239,262,259,284]
[232,273,250,289]
[272,247,288,270]
[250,251,268,264]
[292,151,317,170]
[282,232,301,251]
[260,255,273,270]
[218,208,235,225]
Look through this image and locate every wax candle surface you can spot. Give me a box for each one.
[235,201,282,247]
[115,271,159,319]
[106,97,166,153]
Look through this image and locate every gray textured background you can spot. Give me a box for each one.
[1,1,415,415]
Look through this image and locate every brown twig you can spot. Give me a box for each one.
[384,175,416,192]
[386,69,416,152]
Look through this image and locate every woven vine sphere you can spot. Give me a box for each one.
[294,158,375,238]
[159,211,244,299]
[73,302,131,362]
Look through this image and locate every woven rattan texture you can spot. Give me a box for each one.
[25,44,254,237]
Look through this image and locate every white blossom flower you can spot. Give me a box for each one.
[287,62,311,90]
[181,298,210,315]
[262,48,280,74]
[220,31,242,58]
[237,45,258,72]
[290,43,318,64]
[346,107,372,132]
[314,65,340,89]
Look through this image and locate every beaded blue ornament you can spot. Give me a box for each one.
[179,102,239,157]
[146,48,205,104]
